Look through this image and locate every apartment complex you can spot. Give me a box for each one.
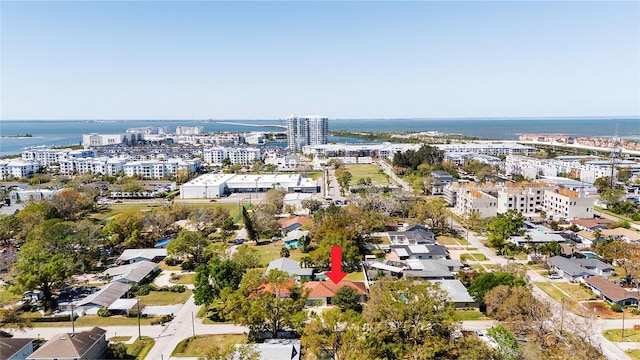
[287,115,329,151]
[543,188,594,220]
[0,159,42,179]
[203,147,261,166]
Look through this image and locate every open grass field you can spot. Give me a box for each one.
[553,282,596,301]
[453,310,490,321]
[460,253,487,262]
[91,202,239,222]
[170,273,195,284]
[25,315,156,328]
[306,171,323,180]
[137,290,192,306]
[344,164,389,186]
[172,334,247,357]
[127,336,155,359]
[345,272,365,281]
[109,336,132,342]
[436,236,462,246]
[604,329,640,342]
[251,242,304,267]
[535,282,590,315]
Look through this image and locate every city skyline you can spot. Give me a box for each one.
[1,1,639,120]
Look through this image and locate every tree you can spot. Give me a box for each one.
[484,285,550,336]
[102,211,145,248]
[541,241,563,258]
[47,188,93,221]
[486,210,524,250]
[410,198,450,231]
[280,246,290,258]
[301,308,364,360]
[0,215,20,246]
[168,230,211,266]
[232,244,261,269]
[332,286,363,313]
[13,241,74,312]
[241,207,258,241]
[468,271,526,304]
[221,269,308,338]
[209,259,245,297]
[364,278,456,356]
[600,188,624,209]
[301,198,322,214]
[486,325,521,360]
[593,176,611,192]
[601,240,640,284]
[194,264,215,306]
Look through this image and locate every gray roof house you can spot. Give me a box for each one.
[429,279,477,308]
[390,244,448,261]
[0,338,34,360]
[388,227,436,245]
[572,258,614,277]
[102,260,159,284]
[548,256,594,282]
[27,327,107,360]
[265,258,313,280]
[117,248,167,264]
[77,282,131,314]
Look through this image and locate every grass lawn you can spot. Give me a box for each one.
[453,310,490,321]
[91,203,238,221]
[344,164,389,186]
[137,290,192,306]
[170,273,195,284]
[159,261,183,271]
[172,334,247,357]
[345,272,365,281]
[251,242,304,267]
[554,282,596,301]
[109,336,132,342]
[306,171,323,180]
[535,282,587,315]
[460,253,487,262]
[627,349,640,360]
[127,336,155,359]
[603,329,640,342]
[436,236,461,246]
[26,316,156,328]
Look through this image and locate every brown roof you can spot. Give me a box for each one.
[28,327,106,359]
[303,281,367,298]
[577,230,596,241]
[278,216,310,229]
[584,277,638,303]
[570,218,612,229]
[0,338,34,360]
[601,228,640,242]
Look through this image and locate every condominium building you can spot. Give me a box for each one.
[176,126,205,135]
[203,147,261,166]
[82,133,139,147]
[22,148,97,167]
[496,183,554,215]
[122,158,201,179]
[287,115,328,151]
[543,188,594,221]
[0,159,42,179]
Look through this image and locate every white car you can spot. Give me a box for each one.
[548,273,562,280]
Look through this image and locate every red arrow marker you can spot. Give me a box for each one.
[326,246,347,284]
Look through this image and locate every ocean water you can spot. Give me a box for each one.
[0,118,638,157]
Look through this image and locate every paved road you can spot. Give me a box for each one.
[594,209,640,231]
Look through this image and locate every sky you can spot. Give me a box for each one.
[1,1,639,120]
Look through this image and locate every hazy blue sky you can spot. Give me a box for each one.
[1,1,639,120]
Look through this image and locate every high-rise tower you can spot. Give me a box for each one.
[286,115,328,151]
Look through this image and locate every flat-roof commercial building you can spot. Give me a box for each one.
[180,173,319,198]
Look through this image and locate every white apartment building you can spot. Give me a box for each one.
[9,189,60,205]
[123,158,200,179]
[180,173,319,198]
[453,189,498,218]
[264,154,302,170]
[435,142,535,157]
[497,184,554,215]
[0,159,42,179]
[176,126,204,135]
[287,115,328,151]
[82,133,139,147]
[203,147,261,166]
[543,188,594,221]
[22,148,96,167]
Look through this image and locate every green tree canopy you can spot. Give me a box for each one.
[167,230,211,266]
[468,271,526,303]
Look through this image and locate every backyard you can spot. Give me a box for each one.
[137,290,192,306]
[344,164,389,186]
[172,334,247,358]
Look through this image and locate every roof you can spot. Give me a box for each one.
[584,276,638,302]
[27,327,106,359]
[548,256,594,277]
[103,260,158,283]
[570,218,612,229]
[572,258,614,272]
[78,282,131,308]
[303,281,367,298]
[265,258,313,277]
[391,244,448,257]
[283,229,308,242]
[370,262,405,273]
[0,204,25,215]
[117,248,167,262]
[278,216,311,230]
[0,338,34,360]
[108,298,139,311]
[601,228,640,242]
[429,280,475,303]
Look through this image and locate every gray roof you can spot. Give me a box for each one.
[390,244,448,257]
[548,256,594,277]
[103,260,158,283]
[266,258,313,277]
[573,258,614,272]
[430,280,475,303]
[78,282,131,308]
[27,327,106,360]
[403,260,454,279]
[0,338,34,360]
[117,248,167,262]
[0,204,25,216]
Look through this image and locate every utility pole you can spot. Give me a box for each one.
[70,302,75,333]
[137,298,141,339]
[622,309,625,339]
[191,311,196,339]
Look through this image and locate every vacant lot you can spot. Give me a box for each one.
[251,242,304,267]
[459,253,487,262]
[137,290,192,306]
[170,273,195,284]
[172,334,247,358]
[92,202,239,222]
[344,164,389,186]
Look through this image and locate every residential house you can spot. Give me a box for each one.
[101,260,159,285]
[572,258,614,277]
[548,256,594,282]
[278,216,311,234]
[0,338,34,360]
[570,218,612,232]
[583,276,638,307]
[76,282,131,315]
[240,339,301,360]
[389,244,448,261]
[430,171,454,195]
[303,281,367,306]
[265,258,313,281]
[27,327,107,360]
[388,227,436,245]
[429,280,477,309]
[283,229,308,249]
[117,248,167,264]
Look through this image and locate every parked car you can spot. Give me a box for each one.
[548,273,562,280]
